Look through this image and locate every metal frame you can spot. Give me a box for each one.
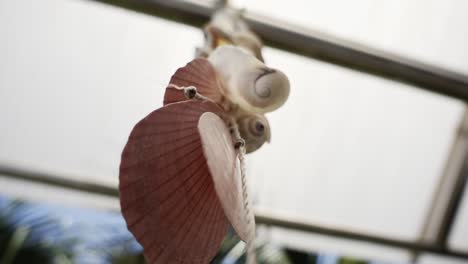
[2,0,468,262]
[416,109,468,259]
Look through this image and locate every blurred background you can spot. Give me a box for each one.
[1,0,468,263]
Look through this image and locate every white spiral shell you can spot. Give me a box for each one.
[208,45,290,114]
[236,113,271,153]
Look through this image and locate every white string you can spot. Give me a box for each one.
[239,148,257,264]
[167,84,211,101]
[230,120,257,264]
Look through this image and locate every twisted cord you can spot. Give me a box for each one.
[239,148,257,264]
[167,84,211,101]
[230,120,257,264]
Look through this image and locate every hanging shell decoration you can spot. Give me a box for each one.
[119,5,290,264]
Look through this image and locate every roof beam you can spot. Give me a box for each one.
[89,0,468,101]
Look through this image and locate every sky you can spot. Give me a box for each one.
[0,0,467,263]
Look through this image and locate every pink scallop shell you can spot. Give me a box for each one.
[119,101,229,263]
[163,58,223,105]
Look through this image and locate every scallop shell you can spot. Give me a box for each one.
[163,58,223,105]
[198,112,255,242]
[119,100,230,264]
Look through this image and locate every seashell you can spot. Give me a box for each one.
[249,67,290,112]
[119,100,253,263]
[208,45,290,114]
[164,58,223,105]
[120,101,227,263]
[236,113,271,154]
[198,111,255,241]
[202,24,264,62]
[197,7,264,61]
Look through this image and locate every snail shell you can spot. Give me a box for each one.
[208,45,290,114]
[236,112,271,153]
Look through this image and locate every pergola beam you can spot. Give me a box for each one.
[90,0,468,101]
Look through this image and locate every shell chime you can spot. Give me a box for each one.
[119,6,290,264]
